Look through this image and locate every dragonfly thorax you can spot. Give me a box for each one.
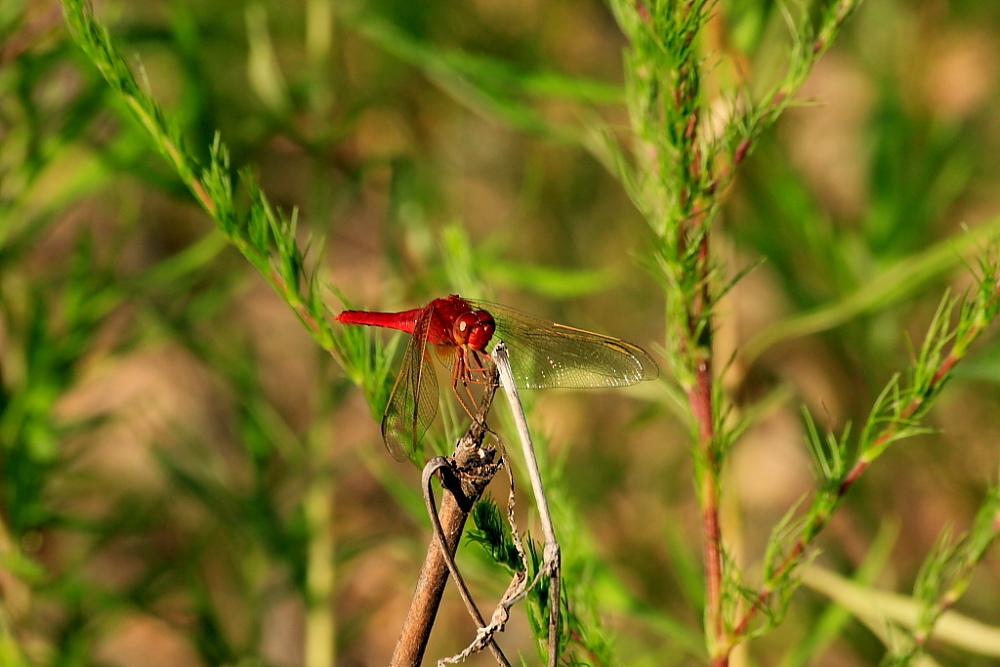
[453,309,496,351]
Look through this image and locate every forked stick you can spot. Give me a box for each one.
[390,371,502,667]
[435,444,532,666]
[422,453,510,666]
[490,342,562,667]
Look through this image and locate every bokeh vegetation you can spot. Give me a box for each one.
[3,0,1000,665]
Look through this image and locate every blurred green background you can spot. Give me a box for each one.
[3,0,1000,665]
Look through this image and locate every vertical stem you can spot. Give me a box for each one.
[674,33,725,652]
[305,416,336,667]
[689,231,724,664]
[304,2,338,657]
[695,360,721,638]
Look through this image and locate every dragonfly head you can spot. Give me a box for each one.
[453,309,496,351]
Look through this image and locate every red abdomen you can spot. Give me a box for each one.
[335,308,424,335]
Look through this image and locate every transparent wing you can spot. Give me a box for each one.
[470,300,659,389]
[381,307,439,462]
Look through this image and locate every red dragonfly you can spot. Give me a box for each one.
[336,294,658,462]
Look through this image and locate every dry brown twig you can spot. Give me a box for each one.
[390,368,507,666]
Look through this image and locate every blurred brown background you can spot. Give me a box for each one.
[3,0,1000,665]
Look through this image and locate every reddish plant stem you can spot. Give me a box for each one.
[686,224,726,664]
[693,359,720,617]
[670,39,726,651]
[672,204,729,660]
[636,1,728,659]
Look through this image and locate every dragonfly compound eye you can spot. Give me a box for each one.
[453,310,496,350]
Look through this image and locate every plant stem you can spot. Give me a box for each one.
[304,427,336,667]
[690,238,725,665]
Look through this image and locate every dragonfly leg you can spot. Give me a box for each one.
[451,348,479,419]
[464,349,497,383]
[452,348,497,419]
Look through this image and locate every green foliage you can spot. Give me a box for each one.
[882,483,1000,665]
[469,497,524,572]
[62,0,339,357]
